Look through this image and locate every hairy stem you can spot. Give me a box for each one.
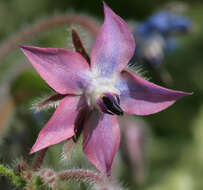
[32,148,48,171]
[58,169,105,184]
[0,164,26,188]
[0,13,99,61]
[25,175,45,190]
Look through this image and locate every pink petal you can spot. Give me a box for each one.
[90,3,135,77]
[117,71,191,115]
[83,110,120,176]
[20,45,90,94]
[30,95,87,153]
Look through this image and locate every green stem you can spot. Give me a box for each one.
[0,164,26,188]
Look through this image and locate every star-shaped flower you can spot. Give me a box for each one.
[20,2,190,176]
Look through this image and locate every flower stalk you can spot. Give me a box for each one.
[32,148,48,171]
[0,13,99,61]
[58,169,105,184]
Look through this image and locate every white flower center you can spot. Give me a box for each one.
[85,70,120,109]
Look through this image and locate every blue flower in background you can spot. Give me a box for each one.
[130,10,192,84]
[135,10,192,36]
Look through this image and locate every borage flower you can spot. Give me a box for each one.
[20,3,190,176]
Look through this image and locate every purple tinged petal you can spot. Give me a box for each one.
[90,2,135,77]
[83,110,120,176]
[20,45,90,95]
[30,95,87,153]
[117,71,192,115]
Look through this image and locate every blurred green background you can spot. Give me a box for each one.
[0,0,203,189]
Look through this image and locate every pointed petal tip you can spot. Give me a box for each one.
[103,1,113,17]
[186,91,193,96]
[29,145,48,154]
[102,1,113,13]
[19,45,27,52]
[29,144,45,154]
[29,148,36,154]
[19,44,26,48]
[176,91,193,98]
[19,45,24,49]
[118,71,193,115]
[19,45,37,53]
[29,96,86,156]
[83,111,120,177]
[29,144,49,154]
[19,45,31,50]
[91,1,135,76]
[103,1,108,9]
